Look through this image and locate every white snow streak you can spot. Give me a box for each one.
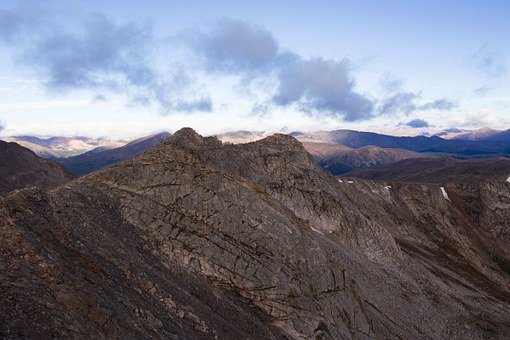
[440,187,450,201]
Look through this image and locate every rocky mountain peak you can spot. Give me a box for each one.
[258,133,305,150]
[166,127,221,149]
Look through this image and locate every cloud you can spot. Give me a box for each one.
[418,98,456,111]
[92,94,108,102]
[474,86,492,96]
[379,91,418,115]
[0,121,4,133]
[188,19,375,121]
[405,118,429,128]
[0,8,461,121]
[174,97,212,112]
[470,44,507,78]
[378,91,455,115]
[0,5,210,113]
[24,14,156,91]
[191,18,279,72]
[380,74,403,93]
[0,2,47,42]
[273,58,375,121]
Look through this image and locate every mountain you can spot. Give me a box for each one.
[303,142,425,175]
[0,140,73,196]
[434,128,471,139]
[436,128,502,141]
[292,129,510,155]
[56,132,171,176]
[215,130,269,144]
[1,128,509,339]
[482,130,510,143]
[347,156,510,183]
[2,135,126,158]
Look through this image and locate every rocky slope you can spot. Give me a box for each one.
[347,156,510,184]
[57,132,170,176]
[0,140,73,196]
[1,128,509,339]
[303,142,425,175]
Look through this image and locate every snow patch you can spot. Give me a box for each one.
[310,226,324,235]
[506,176,510,183]
[440,187,450,201]
[347,180,354,184]
[384,186,392,190]
[338,179,344,183]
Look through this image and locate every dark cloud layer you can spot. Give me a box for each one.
[192,19,375,121]
[406,118,429,128]
[0,5,210,113]
[0,2,47,42]
[273,58,374,121]
[25,14,156,91]
[193,18,279,72]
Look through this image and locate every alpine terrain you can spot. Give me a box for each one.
[1,128,509,339]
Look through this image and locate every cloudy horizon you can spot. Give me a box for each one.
[0,0,509,139]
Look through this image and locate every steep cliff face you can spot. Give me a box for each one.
[0,140,73,196]
[1,128,509,339]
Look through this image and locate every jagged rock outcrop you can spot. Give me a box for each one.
[0,140,73,196]
[1,128,509,339]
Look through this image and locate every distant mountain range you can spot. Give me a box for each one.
[5,128,510,179]
[2,135,126,158]
[434,127,510,142]
[291,129,510,155]
[302,142,425,175]
[56,132,171,175]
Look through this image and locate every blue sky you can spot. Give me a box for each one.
[0,0,508,138]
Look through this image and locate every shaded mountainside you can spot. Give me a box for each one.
[1,128,510,339]
[3,135,125,158]
[347,156,510,184]
[303,142,425,175]
[0,140,73,196]
[57,132,170,176]
[292,129,510,155]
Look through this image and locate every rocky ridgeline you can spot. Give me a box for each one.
[1,128,509,339]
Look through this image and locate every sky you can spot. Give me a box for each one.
[0,0,509,138]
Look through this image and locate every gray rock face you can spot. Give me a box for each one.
[1,128,509,339]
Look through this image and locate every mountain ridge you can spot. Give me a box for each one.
[2,128,509,339]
